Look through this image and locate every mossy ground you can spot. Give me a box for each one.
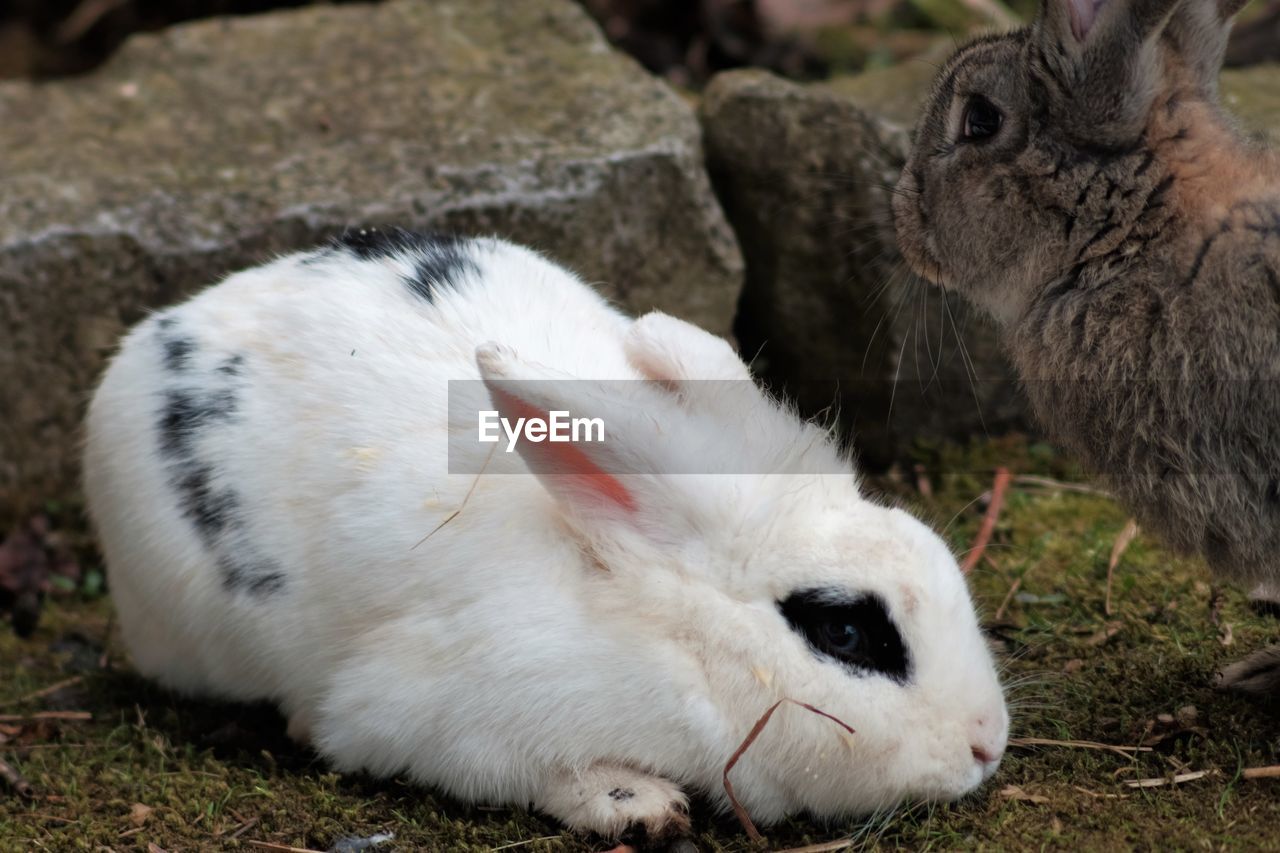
[2,436,1278,851]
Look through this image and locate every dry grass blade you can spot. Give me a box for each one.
[777,840,856,853]
[411,445,496,550]
[1123,770,1211,788]
[999,784,1049,804]
[0,711,91,723]
[491,837,566,851]
[961,467,1011,574]
[54,0,131,43]
[1243,765,1280,780]
[1,676,84,707]
[1009,737,1152,759]
[994,574,1023,621]
[244,841,325,853]
[1105,519,1139,616]
[1011,474,1110,497]
[723,699,856,842]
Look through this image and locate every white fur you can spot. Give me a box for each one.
[83,234,1008,835]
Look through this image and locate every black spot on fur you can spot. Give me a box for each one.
[156,315,178,331]
[175,464,240,539]
[608,788,636,801]
[1183,229,1223,288]
[164,337,196,372]
[159,388,238,457]
[217,553,286,596]
[330,227,480,303]
[154,350,284,598]
[406,237,480,303]
[217,354,246,377]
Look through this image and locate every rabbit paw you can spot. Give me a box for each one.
[1216,643,1280,696]
[536,764,690,843]
[285,710,313,746]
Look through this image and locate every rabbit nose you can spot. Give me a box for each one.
[969,716,1006,772]
[971,744,998,764]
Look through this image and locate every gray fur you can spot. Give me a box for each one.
[894,0,1280,694]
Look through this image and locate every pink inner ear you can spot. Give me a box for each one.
[1067,0,1106,40]
[490,388,637,514]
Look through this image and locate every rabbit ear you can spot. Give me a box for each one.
[625,312,752,385]
[476,343,641,520]
[1037,0,1182,145]
[1164,0,1244,95]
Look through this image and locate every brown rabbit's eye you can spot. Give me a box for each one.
[961,96,1003,142]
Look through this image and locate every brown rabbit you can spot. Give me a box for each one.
[893,0,1280,694]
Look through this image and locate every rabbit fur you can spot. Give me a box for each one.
[894,0,1280,695]
[83,230,1008,840]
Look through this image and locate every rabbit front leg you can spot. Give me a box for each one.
[533,763,690,843]
[1216,644,1280,696]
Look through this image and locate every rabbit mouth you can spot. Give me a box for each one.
[890,178,950,288]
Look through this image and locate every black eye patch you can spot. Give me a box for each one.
[778,589,911,683]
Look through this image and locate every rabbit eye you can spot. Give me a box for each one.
[779,589,911,682]
[961,96,1003,142]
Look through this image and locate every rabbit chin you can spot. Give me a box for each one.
[740,729,1004,825]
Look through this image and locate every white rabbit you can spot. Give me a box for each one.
[83,229,1008,841]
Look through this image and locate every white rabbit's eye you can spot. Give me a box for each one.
[779,590,911,682]
[961,96,1003,142]
[822,621,863,654]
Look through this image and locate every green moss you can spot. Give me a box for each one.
[3,436,1279,850]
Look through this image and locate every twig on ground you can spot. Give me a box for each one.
[1009,736,1152,760]
[1011,474,1110,497]
[994,574,1023,621]
[0,754,32,797]
[1123,770,1211,788]
[1,676,84,708]
[961,467,1012,574]
[1105,519,1139,616]
[1072,785,1124,799]
[227,817,261,840]
[724,699,856,842]
[244,842,325,853]
[778,840,856,853]
[54,0,131,43]
[490,837,565,851]
[1243,765,1280,780]
[0,711,91,723]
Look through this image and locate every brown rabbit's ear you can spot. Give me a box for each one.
[1164,0,1246,95]
[1035,0,1182,146]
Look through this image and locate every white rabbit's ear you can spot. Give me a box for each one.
[476,343,673,526]
[624,312,774,418]
[625,312,751,384]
